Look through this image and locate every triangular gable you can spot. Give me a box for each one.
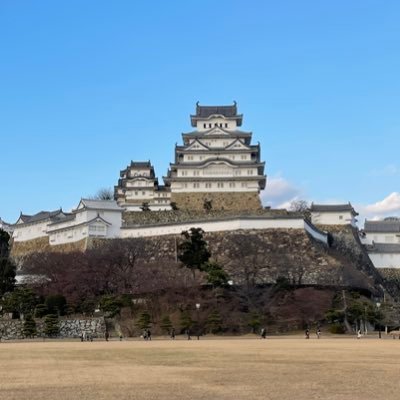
[186,139,209,151]
[76,199,86,210]
[203,127,230,136]
[88,215,112,226]
[225,139,250,150]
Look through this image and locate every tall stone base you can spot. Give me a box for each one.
[170,191,262,212]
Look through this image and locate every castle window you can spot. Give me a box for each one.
[241,155,247,160]
[187,155,194,160]
[241,183,247,188]
[193,183,200,189]
[225,123,228,128]
[135,191,138,195]
[217,183,224,188]
[247,170,253,175]
[229,182,236,188]
[203,123,206,128]
[209,123,212,128]
[142,191,145,195]
[215,123,218,127]
[205,183,211,188]
[219,123,223,127]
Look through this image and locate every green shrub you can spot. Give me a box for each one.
[23,314,37,338]
[43,314,59,337]
[329,323,346,334]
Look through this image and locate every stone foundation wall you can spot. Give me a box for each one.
[122,208,294,227]
[170,192,262,212]
[0,317,105,340]
[11,238,88,260]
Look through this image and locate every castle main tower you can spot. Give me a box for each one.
[164,102,266,211]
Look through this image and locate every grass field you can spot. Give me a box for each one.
[0,336,399,400]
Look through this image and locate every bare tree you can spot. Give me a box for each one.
[91,188,114,200]
[289,200,310,220]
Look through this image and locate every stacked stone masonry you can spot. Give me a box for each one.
[170,192,262,212]
[0,317,105,340]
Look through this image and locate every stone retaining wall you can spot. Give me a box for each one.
[123,208,294,227]
[0,317,105,340]
[170,192,262,211]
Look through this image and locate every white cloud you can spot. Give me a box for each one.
[356,192,400,224]
[260,176,304,208]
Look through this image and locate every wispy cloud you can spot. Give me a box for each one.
[260,175,304,208]
[356,192,400,224]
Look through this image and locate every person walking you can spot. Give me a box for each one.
[186,328,191,340]
[260,328,267,339]
[357,329,362,339]
[147,329,152,341]
[170,328,175,340]
[316,328,321,339]
[105,331,109,342]
[305,329,310,339]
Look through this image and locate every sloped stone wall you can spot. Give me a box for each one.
[170,192,262,212]
[122,208,293,227]
[0,317,105,340]
[11,238,88,260]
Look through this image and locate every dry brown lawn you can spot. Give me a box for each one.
[0,336,399,400]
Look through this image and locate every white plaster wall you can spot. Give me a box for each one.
[363,233,400,245]
[368,253,400,268]
[121,217,305,238]
[49,225,87,245]
[304,221,329,244]
[311,212,356,226]
[13,220,49,242]
[197,118,237,131]
[170,180,260,192]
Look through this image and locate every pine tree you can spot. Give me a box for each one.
[179,310,193,331]
[35,304,48,318]
[136,311,151,330]
[206,310,223,334]
[160,315,173,334]
[23,314,37,338]
[0,229,16,297]
[178,228,211,278]
[43,314,59,337]
[203,262,229,287]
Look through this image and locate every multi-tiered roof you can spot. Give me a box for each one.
[164,102,266,192]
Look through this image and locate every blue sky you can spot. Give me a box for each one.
[1,0,399,223]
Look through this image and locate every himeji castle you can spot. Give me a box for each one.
[115,102,267,211]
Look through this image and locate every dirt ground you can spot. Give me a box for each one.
[0,336,399,400]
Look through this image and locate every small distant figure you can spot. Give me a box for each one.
[357,329,362,339]
[119,334,123,341]
[305,329,310,339]
[147,329,152,341]
[186,329,191,340]
[90,334,93,342]
[170,328,175,340]
[316,328,321,339]
[105,331,109,342]
[82,331,86,341]
[260,328,267,339]
[80,333,84,342]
